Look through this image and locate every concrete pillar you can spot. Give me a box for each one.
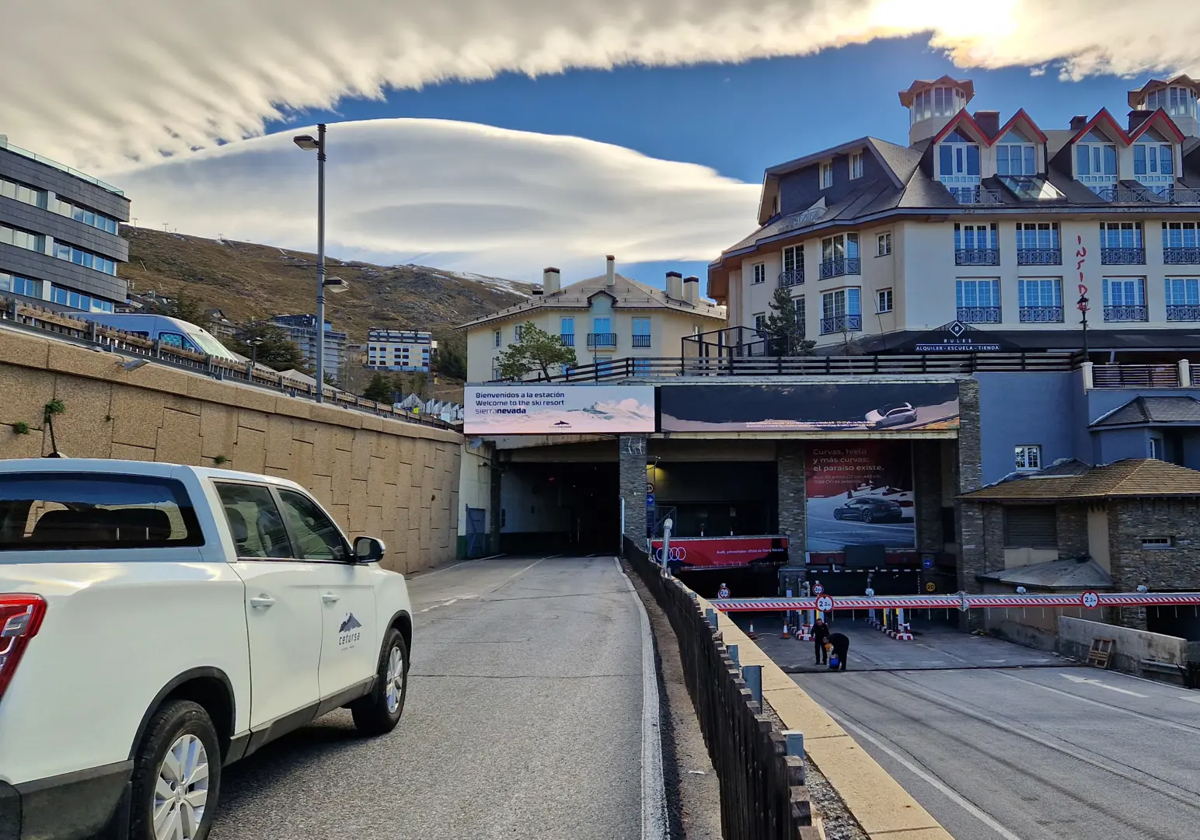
[619,435,648,547]
[1081,361,1094,391]
[1180,359,1191,388]
[777,441,806,553]
[489,450,502,554]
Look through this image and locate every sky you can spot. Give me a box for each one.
[5,1,1200,285]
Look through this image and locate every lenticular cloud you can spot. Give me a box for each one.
[5,0,1200,171]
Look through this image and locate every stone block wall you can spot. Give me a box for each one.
[776,441,805,545]
[1110,498,1200,628]
[619,435,647,542]
[0,330,462,574]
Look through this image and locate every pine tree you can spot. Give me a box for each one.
[762,287,815,356]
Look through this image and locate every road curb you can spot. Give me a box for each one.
[615,559,669,840]
[702,595,955,840]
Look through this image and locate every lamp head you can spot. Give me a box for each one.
[293,134,320,151]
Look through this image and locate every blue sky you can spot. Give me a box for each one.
[259,34,1147,282]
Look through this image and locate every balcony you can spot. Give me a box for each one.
[1094,185,1200,204]
[950,186,1004,205]
[1164,247,1200,265]
[1019,306,1064,323]
[632,334,652,348]
[819,257,860,279]
[1167,304,1200,322]
[957,306,1002,324]
[1103,305,1148,323]
[559,333,575,347]
[1100,247,1145,265]
[1017,248,1061,266]
[955,248,1000,267]
[587,333,618,348]
[819,314,862,335]
[778,268,804,288]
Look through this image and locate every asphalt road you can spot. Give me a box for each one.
[209,556,649,840]
[787,623,1200,840]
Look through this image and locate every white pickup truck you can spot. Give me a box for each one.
[0,459,413,840]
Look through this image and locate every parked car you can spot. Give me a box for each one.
[832,497,906,523]
[0,459,412,840]
[865,402,918,428]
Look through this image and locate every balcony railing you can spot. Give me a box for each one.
[1019,306,1064,323]
[819,257,860,279]
[632,334,652,348]
[560,334,575,347]
[1164,247,1200,265]
[778,268,804,287]
[1103,305,1148,322]
[1094,185,1200,205]
[1167,304,1200,322]
[956,248,1000,267]
[1100,247,1145,265]
[957,306,1002,324]
[1017,248,1061,266]
[587,333,618,348]
[950,187,1005,205]
[819,314,862,335]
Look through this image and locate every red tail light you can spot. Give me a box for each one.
[0,595,47,702]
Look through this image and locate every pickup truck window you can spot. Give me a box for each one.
[277,489,348,562]
[0,474,203,551]
[215,483,293,559]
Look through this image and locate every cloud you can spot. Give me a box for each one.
[111,119,759,278]
[6,1,1200,171]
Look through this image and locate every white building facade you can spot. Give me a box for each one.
[367,329,435,373]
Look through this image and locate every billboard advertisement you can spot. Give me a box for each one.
[465,385,655,435]
[659,383,959,433]
[805,442,915,554]
[650,536,788,571]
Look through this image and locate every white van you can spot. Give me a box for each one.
[84,314,241,364]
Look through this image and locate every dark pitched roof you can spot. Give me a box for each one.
[1092,396,1200,427]
[978,557,1114,591]
[961,459,1200,501]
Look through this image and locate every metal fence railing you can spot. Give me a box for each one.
[624,538,820,840]
[0,298,456,431]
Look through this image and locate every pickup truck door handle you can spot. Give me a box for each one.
[321,592,340,604]
[249,594,275,609]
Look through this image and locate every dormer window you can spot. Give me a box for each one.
[1133,130,1174,184]
[820,161,833,189]
[1146,86,1199,119]
[938,130,981,179]
[996,128,1036,176]
[1075,130,1118,192]
[850,152,863,180]
[911,86,966,125]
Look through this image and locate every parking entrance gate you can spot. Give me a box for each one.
[465,506,487,558]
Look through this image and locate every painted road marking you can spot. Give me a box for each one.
[1061,674,1149,698]
[827,710,1026,840]
[995,672,1200,736]
[1181,695,1200,704]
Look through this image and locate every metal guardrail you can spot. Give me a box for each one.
[711,591,1200,612]
[624,539,819,840]
[1091,363,1180,388]
[0,298,456,431]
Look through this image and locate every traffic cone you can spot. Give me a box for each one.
[781,620,789,638]
[749,623,755,635]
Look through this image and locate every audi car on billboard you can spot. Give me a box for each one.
[832,497,905,523]
[865,402,918,429]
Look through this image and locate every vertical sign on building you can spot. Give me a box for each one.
[1076,234,1090,353]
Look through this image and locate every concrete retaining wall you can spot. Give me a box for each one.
[0,329,462,574]
[1058,616,1188,676]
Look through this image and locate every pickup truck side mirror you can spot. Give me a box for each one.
[354,536,386,563]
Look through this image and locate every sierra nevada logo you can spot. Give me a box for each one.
[338,613,362,647]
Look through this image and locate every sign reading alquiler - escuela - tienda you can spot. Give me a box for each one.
[464,385,656,435]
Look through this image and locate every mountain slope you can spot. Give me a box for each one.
[120,227,531,343]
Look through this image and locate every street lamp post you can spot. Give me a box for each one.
[294,124,328,402]
[248,336,264,371]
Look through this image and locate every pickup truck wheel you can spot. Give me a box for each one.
[351,628,408,736]
[129,699,221,840]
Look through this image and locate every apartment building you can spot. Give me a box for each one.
[367,329,435,373]
[271,314,348,382]
[708,74,1200,358]
[460,256,726,382]
[0,136,131,313]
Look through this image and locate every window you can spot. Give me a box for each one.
[1103,278,1148,322]
[632,359,653,375]
[1148,86,1200,119]
[850,152,864,180]
[216,483,292,559]
[1100,222,1144,264]
[0,178,47,209]
[795,296,806,337]
[48,239,117,275]
[1015,223,1060,264]
[996,139,1036,176]
[514,324,525,341]
[1162,222,1200,263]
[877,288,893,313]
[876,232,892,257]
[938,130,981,179]
[1003,505,1057,548]
[752,263,766,284]
[1018,278,1063,322]
[48,196,120,234]
[1075,133,1118,181]
[1166,278,1200,320]
[1134,140,1173,178]
[1141,536,1175,549]
[0,224,44,253]
[820,162,833,189]
[781,245,804,285]
[492,329,501,348]
[559,317,575,346]
[954,223,999,266]
[820,234,860,278]
[1149,436,1164,461]
[820,289,862,334]
[1015,445,1042,471]
[955,278,1001,323]
[753,313,767,333]
[0,474,203,550]
[911,86,965,123]
[277,489,348,561]
[632,318,651,348]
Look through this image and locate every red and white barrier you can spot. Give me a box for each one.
[711,591,1200,613]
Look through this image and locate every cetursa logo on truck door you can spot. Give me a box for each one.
[339,613,362,647]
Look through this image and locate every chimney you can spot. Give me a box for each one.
[683,276,699,305]
[605,255,616,287]
[666,271,684,300]
[542,266,560,295]
[973,110,1000,139]
[1070,115,1089,131]
[1128,109,1153,134]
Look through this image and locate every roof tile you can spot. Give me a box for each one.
[962,458,1200,501]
